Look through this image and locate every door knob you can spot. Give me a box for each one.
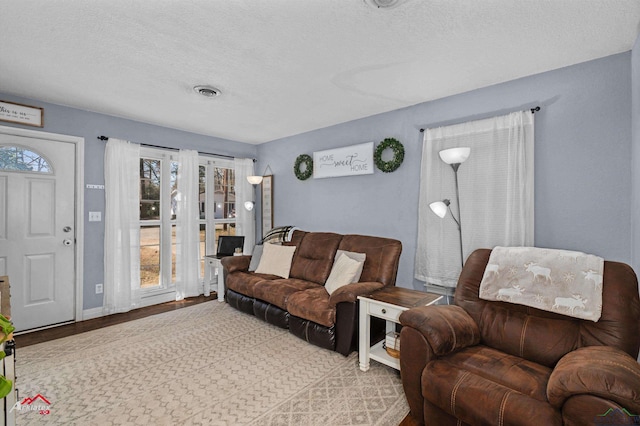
[63,239,73,246]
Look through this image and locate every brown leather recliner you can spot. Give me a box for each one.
[399,248,640,426]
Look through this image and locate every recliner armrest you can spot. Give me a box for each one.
[220,256,251,273]
[328,281,384,306]
[399,305,480,357]
[547,346,640,413]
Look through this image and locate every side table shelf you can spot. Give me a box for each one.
[369,339,397,370]
[358,287,442,372]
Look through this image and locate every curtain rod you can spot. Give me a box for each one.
[419,106,540,133]
[97,135,255,162]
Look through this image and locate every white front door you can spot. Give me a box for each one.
[0,134,76,332]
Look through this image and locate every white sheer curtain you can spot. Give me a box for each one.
[234,158,256,253]
[104,138,141,314]
[415,111,535,291]
[175,149,201,300]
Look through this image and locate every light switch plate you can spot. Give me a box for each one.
[89,211,102,222]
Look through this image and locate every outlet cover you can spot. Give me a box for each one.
[95,283,103,294]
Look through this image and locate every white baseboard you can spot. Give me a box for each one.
[140,291,177,307]
[82,307,105,321]
[81,288,213,322]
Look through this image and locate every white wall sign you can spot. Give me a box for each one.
[313,142,374,179]
[0,100,43,127]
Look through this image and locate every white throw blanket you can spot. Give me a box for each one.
[479,247,604,322]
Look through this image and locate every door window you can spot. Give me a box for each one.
[0,145,52,173]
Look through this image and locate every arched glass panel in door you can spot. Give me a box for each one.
[0,145,52,173]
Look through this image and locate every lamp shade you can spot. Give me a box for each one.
[244,201,255,211]
[439,147,470,165]
[429,201,448,218]
[247,175,263,185]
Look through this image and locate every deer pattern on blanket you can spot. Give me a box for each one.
[479,247,604,322]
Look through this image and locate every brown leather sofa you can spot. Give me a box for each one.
[399,248,640,425]
[221,230,402,355]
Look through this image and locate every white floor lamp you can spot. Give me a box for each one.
[429,147,471,268]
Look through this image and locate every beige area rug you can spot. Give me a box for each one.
[15,301,409,425]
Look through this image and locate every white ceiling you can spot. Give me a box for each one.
[1,1,639,145]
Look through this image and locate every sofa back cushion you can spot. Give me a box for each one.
[338,235,402,287]
[285,229,306,248]
[456,249,640,367]
[289,232,343,284]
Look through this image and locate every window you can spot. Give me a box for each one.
[138,147,236,291]
[415,111,534,293]
[139,155,171,288]
[199,164,236,277]
[0,145,51,173]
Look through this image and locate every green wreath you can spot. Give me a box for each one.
[374,138,405,173]
[294,154,313,180]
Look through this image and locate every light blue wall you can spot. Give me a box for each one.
[1,50,634,307]
[632,35,640,273]
[257,52,633,290]
[0,93,257,309]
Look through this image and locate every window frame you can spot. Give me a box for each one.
[138,146,236,297]
[139,148,173,293]
[200,157,236,278]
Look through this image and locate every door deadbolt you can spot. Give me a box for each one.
[63,226,72,232]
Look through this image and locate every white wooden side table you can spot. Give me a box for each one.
[204,256,226,302]
[358,287,442,371]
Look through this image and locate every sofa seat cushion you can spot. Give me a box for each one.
[287,287,336,327]
[226,272,280,298]
[423,345,560,426]
[253,278,320,310]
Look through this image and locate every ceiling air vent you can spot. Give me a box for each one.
[193,85,221,98]
[363,0,407,9]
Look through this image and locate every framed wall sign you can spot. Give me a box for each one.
[313,142,374,179]
[0,100,43,127]
[261,175,273,237]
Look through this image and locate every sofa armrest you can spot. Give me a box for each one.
[398,305,480,357]
[328,281,384,306]
[547,346,640,413]
[220,256,251,274]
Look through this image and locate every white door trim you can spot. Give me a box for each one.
[0,125,85,323]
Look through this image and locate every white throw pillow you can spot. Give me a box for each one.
[325,253,364,295]
[254,243,297,278]
[335,250,366,283]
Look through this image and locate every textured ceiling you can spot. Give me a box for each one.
[1,1,639,144]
